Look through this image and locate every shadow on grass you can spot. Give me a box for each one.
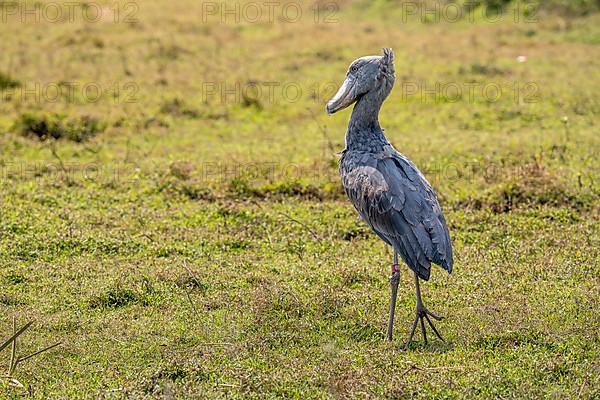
[402,340,455,353]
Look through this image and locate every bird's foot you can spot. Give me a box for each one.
[404,304,445,349]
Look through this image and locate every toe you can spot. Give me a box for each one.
[425,309,444,320]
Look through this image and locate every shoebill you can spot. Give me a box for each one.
[326,48,453,348]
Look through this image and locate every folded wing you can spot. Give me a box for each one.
[341,151,453,280]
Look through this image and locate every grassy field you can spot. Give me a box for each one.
[0,0,599,398]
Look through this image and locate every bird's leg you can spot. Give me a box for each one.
[405,272,445,349]
[385,251,400,342]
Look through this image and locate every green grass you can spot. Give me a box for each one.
[0,0,599,398]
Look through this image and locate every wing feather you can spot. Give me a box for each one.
[340,149,453,280]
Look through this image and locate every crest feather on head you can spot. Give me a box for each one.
[380,48,395,77]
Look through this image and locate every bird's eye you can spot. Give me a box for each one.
[350,65,359,74]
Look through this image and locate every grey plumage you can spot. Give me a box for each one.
[340,147,453,280]
[327,48,453,346]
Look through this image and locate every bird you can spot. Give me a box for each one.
[326,48,453,348]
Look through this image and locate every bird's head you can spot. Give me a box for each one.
[326,48,395,115]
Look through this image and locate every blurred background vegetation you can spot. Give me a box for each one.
[0,0,598,398]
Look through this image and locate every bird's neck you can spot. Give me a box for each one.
[345,89,389,151]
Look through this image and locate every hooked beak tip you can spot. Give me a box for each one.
[326,77,354,115]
